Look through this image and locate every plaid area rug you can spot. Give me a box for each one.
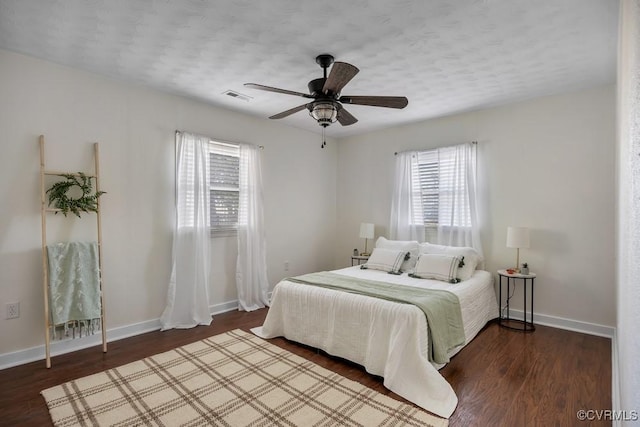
[41,329,447,427]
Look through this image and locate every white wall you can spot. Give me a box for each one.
[616,0,640,419]
[336,85,616,328]
[0,49,337,357]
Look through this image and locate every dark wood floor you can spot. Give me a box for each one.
[0,309,611,426]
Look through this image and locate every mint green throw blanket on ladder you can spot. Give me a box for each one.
[47,242,101,334]
[288,271,465,364]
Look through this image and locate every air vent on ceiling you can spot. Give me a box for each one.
[222,90,252,102]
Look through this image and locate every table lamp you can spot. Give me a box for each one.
[359,223,375,256]
[506,226,530,272]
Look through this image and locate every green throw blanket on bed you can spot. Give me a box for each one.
[287,271,465,364]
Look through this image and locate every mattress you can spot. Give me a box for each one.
[252,266,498,418]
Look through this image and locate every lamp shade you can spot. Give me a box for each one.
[310,102,338,127]
[359,223,375,239]
[506,226,530,248]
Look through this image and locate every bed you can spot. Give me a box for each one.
[252,239,499,419]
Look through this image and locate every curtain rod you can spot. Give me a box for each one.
[394,140,477,155]
[175,130,264,149]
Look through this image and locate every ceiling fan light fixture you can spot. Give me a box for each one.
[310,102,338,127]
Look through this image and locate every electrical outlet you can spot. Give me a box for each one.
[6,302,20,319]
[284,261,290,272]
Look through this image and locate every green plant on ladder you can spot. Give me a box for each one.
[46,172,106,218]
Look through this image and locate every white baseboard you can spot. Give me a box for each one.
[504,309,615,338]
[0,300,239,371]
[1,302,615,370]
[211,300,240,315]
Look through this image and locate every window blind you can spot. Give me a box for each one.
[209,141,240,235]
[414,150,440,226]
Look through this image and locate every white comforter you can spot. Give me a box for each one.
[252,266,498,418]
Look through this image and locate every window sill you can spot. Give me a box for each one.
[210,229,237,238]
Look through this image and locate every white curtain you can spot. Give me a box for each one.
[390,151,423,241]
[236,144,270,311]
[435,143,483,258]
[160,132,212,330]
[390,142,483,257]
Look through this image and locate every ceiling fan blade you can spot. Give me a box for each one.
[269,103,309,120]
[244,83,313,98]
[323,62,359,95]
[337,107,358,126]
[339,95,408,109]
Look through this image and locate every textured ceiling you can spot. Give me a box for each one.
[0,0,618,138]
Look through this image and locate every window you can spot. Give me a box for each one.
[209,141,240,236]
[410,145,472,229]
[412,150,440,227]
[391,142,478,249]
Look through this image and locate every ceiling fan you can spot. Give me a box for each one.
[244,54,408,145]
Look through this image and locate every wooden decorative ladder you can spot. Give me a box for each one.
[39,135,106,368]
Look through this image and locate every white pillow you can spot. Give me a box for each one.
[361,247,409,275]
[418,242,449,253]
[419,242,480,281]
[409,254,462,283]
[375,236,419,272]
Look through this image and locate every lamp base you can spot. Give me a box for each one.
[361,237,371,258]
